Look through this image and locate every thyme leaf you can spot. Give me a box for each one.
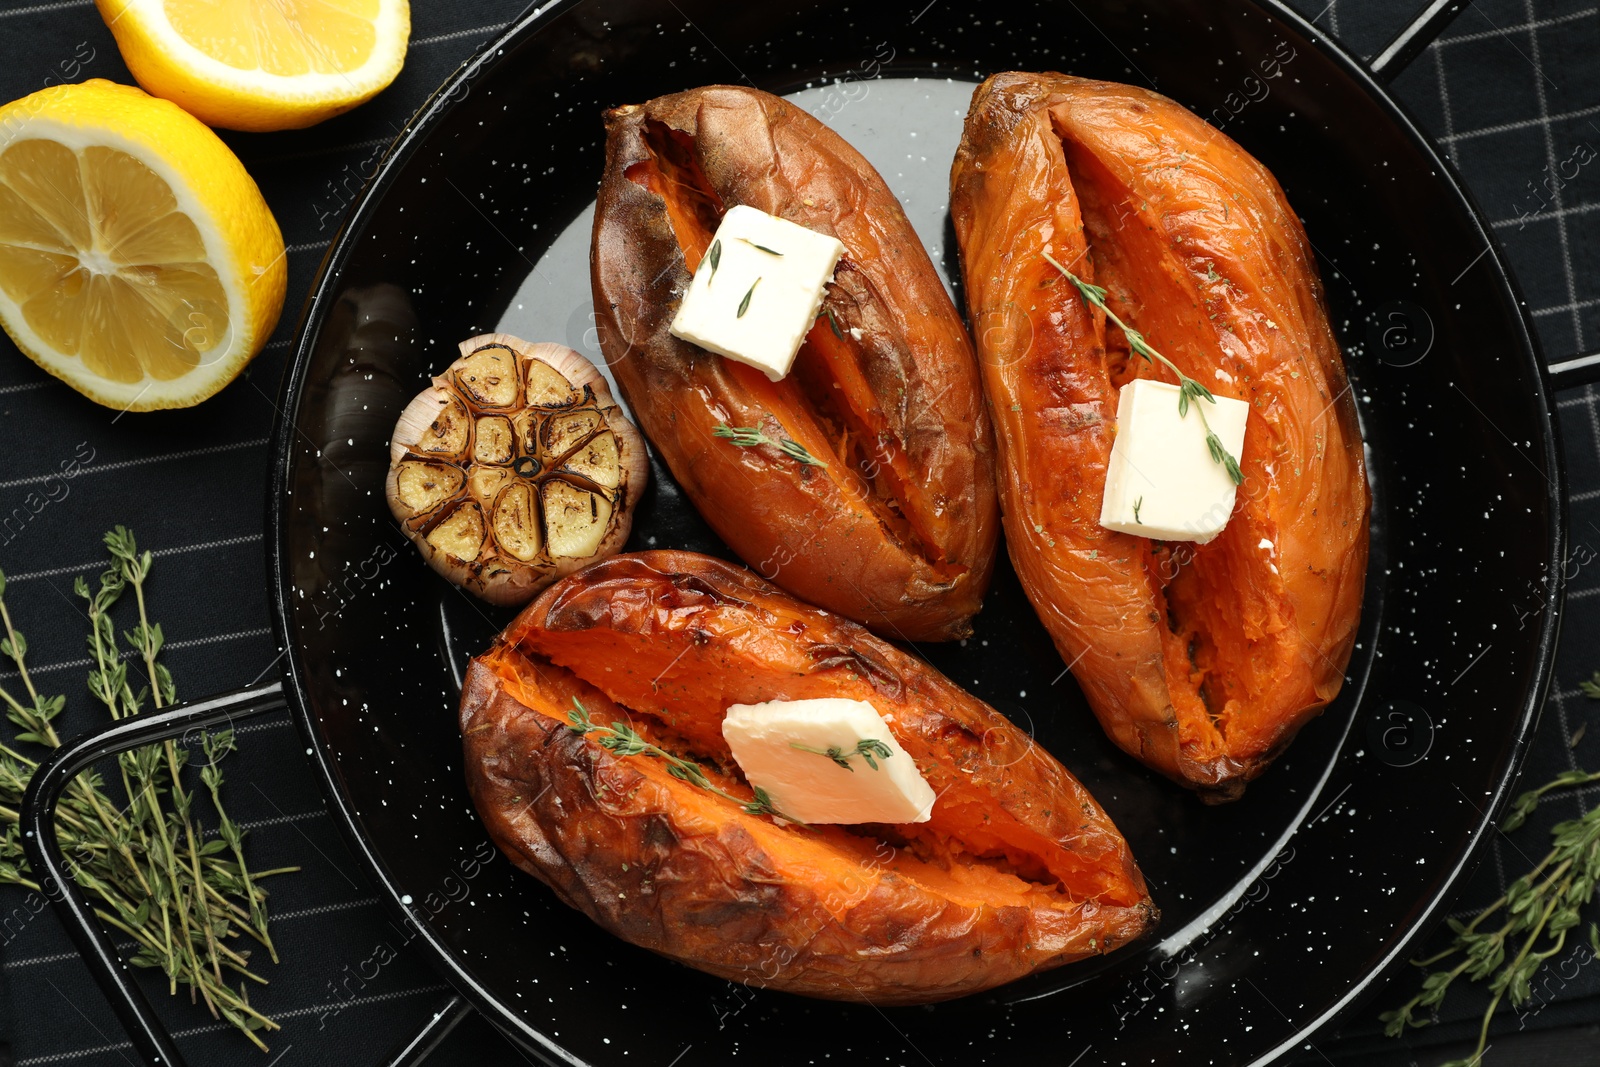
[1041,251,1244,487]
[706,239,722,285]
[817,305,845,340]
[713,422,827,468]
[743,786,788,820]
[737,277,760,318]
[1133,497,1144,524]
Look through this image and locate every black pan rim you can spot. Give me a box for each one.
[1220,12,1567,1061]
[262,0,1568,1061]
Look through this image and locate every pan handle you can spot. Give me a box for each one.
[1356,6,1596,399]
[20,682,289,1067]
[1548,350,1600,392]
[1366,0,1467,83]
[20,682,485,1067]
[1354,5,1597,400]
[382,992,475,1066]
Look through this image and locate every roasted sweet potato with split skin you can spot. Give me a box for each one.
[591,86,999,642]
[949,73,1370,800]
[460,550,1156,1003]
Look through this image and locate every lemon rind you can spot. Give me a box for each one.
[99,0,410,125]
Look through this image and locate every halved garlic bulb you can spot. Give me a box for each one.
[386,333,648,605]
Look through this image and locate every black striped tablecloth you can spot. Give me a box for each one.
[0,1,1596,1065]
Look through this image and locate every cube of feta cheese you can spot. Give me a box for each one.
[669,205,846,382]
[721,698,936,825]
[1098,378,1249,543]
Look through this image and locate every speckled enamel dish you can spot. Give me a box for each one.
[34,1,1565,1065]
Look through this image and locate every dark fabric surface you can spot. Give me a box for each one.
[0,0,1595,1064]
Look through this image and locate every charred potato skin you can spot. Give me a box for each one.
[591,86,999,642]
[949,73,1370,800]
[461,551,1156,1004]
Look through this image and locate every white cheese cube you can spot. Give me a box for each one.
[721,698,936,825]
[669,204,846,381]
[1098,379,1249,544]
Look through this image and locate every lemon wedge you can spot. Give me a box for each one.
[95,0,410,132]
[0,79,286,411]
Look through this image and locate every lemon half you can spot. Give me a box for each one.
[96,0,411,132]
[0,79,286,411]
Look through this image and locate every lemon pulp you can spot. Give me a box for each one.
[0,138,230,385]
[162,0,381,76]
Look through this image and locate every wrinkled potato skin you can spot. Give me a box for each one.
[591,86,999,642]
[949,74,1369,800]
[461,551,1155,1004]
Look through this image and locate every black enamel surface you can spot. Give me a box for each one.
[267,1,1563,1064]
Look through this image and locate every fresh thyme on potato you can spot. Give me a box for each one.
[566,698,798,824]
[1042,251,1243,485]
[713,421,826,468]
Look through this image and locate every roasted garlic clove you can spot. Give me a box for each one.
[386,333,648,605]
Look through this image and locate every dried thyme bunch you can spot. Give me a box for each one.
[0,527,297,1049]
[1381,681,1600,1067]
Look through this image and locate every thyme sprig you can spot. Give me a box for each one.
[567,699,803,825]
[1042,251,1244,486]
[791,738,894,772]
[1380,746,1600,1067]
[713,422,827,468]
[0,528,295,1049]
[739,238,783,256]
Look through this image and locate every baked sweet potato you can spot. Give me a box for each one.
[949,73,1370,800]
[460,550,1156,1003]
[591,86,999,642]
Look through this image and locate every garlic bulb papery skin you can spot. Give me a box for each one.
[386,332,649,605]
